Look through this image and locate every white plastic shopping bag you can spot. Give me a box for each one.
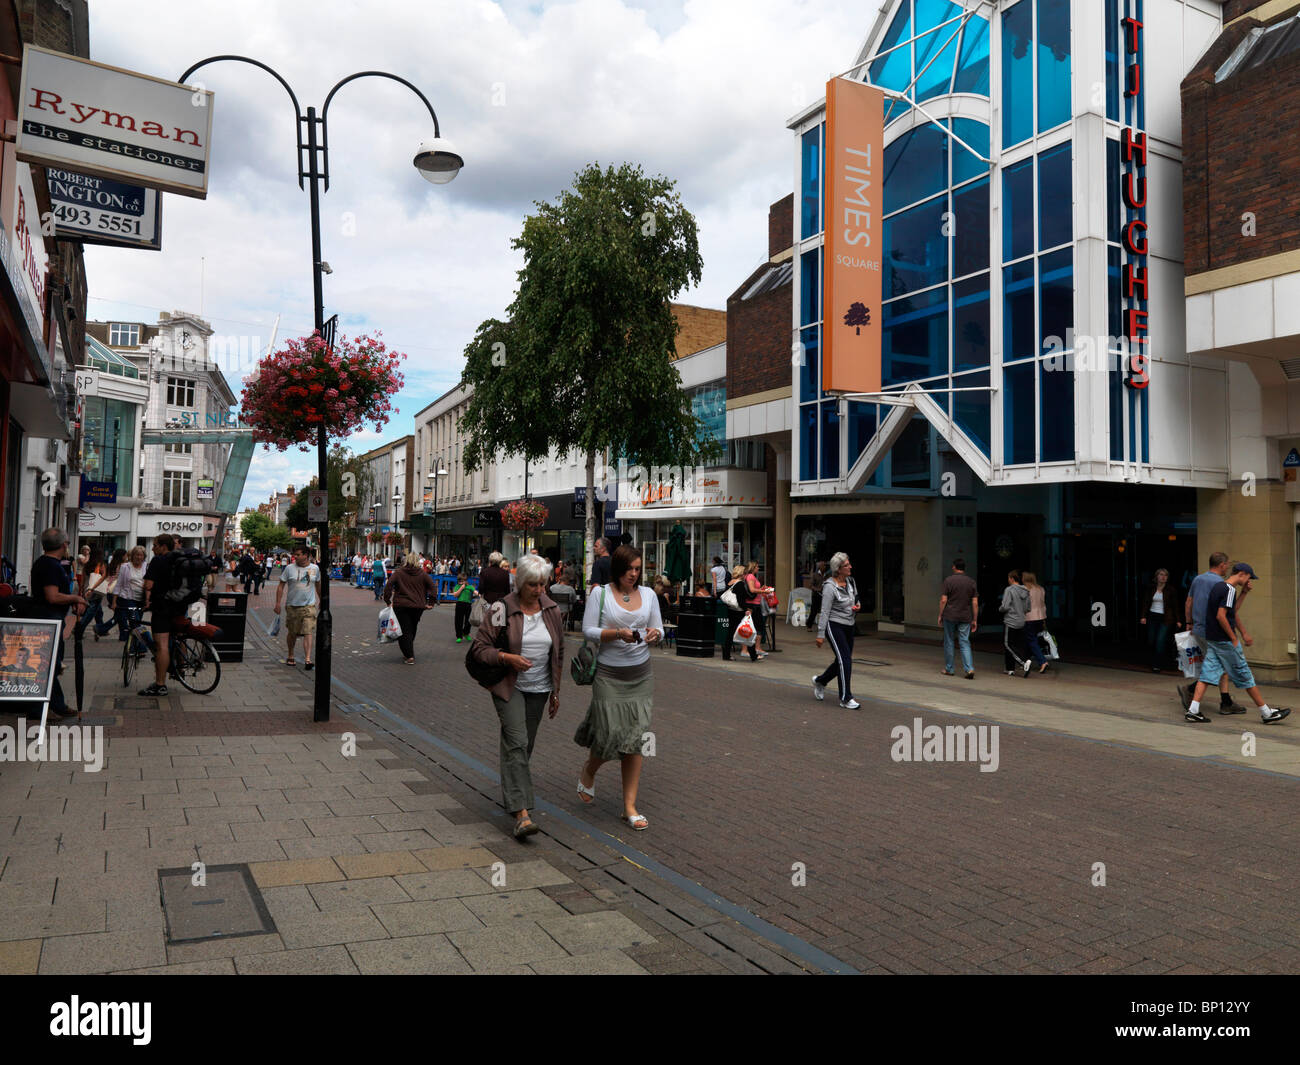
[1174,630,1201,679]
[377,606,403,643]
[734,610,757,645]
[1039,630,1060,661]
[268,613,281,637]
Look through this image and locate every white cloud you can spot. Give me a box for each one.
[84,0,865,509]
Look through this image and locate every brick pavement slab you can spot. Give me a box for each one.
[333,850,426,879]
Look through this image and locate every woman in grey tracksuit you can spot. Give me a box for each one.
[1000,570,1033,677]
[812,552,861,709]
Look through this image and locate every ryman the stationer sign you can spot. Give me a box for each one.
[16,45,213,199]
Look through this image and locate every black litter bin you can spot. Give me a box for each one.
[675,595,715,658]
[206,591,248,663]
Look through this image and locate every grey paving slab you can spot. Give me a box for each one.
[371,899,483,938]
[537,911,658,955]
[181,806,265,826]
[274,909,390,949]
[303,815,389,836]
[192,842,290,865]
[39,930,167,974]
[230,819,314,842]
[256,884,320,924]
[395,868,502,901]
[278,835,370,860]
[165,932,286,965]
[462,889,570,925]
[115,958,238,974]
[448,922,568,971]
[530,950,650,975]
[307,876,411,911]
[476,860,573,892]
[234,945,359,975]
[321,798,403,818]
[346,934,472,975]
[0,899,107,940]
[355,830,438,853]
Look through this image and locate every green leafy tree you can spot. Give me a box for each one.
[242,511,294,554]
[460,162,716,571]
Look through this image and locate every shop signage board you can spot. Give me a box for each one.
[0,145,50,367]
[196,478,214,500]
[422,488,432,517]
[16,45,214,198]
[0,618,60,704]
[473,509,502,529]
[822,76,884,395]
[74,367,99,396]
[47,167,162,250]
[307,490,327,522]
[78,477,116,505]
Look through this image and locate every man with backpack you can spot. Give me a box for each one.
[139,533,208,697]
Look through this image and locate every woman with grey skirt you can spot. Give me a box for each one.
[575,544,662,831]
[469,554,564,839]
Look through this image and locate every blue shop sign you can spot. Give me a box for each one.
[79,477,117,506]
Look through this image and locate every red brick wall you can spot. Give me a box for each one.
[1182,14,1300,276]
[768,194,793,259]
[726,265,791,400]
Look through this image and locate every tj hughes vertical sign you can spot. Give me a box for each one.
[822,77,884,395]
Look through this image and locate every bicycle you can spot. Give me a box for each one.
[124,611,222,694]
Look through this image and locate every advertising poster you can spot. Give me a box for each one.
[0,618,61,702]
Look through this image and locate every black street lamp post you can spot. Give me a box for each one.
[177,56,462,721]
[429,461,447,558]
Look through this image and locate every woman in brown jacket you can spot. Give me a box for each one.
[382,557,439,664]
[1139,567,1184,672]
[469,554,565,838]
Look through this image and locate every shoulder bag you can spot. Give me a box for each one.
[720,583,740,610]
[570,585,606,686]
[466,618,511,688]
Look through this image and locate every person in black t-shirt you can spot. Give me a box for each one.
[30,527,87,717]
[1186,563,1289,725]
[589,537,612,587]
[140,533,183,698]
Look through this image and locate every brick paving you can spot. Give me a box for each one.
[314,580,1300,975]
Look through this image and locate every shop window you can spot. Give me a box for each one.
[1038,248,1073,355]
[890,418,932,487]
[800,249,820,326]
[884,125,949,216]
[800,405,818,481]
[953,274,990,371]
[1002,158,1034,262]
[798,325,820,403]
[953,370,991,456]
[884,196,948,297]
[163,470,191,508]
[952,178,989,277]
[820,402,841,480]
[1003,259,1035,362]
[1107,246,1123,345]
[1037,0,1071,132]
[916,7,963,102]
[951,119,990,185]
[883,286,947,385]
[1040,361,1074,461]
[1037,142,1072,250]
[801,126,821,239]
[954,15,991,96]
[1106,138,1122,244]
[1003,361,1036,465]
[1002,0,1034,147]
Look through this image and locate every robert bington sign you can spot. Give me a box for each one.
[47,168,162,250]
[16,45,213,199]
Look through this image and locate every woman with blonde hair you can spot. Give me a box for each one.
[1020,571,1050,674]
[722,564,758,662]
[1140,567,1183,673]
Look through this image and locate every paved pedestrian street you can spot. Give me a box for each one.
[4,579,1298,976]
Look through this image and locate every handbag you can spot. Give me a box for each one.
[465,620,510,688]
[570,586,606,686]
[468,598,486,628]
[720,585,740,610]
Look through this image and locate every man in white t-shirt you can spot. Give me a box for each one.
[274,546,320,669]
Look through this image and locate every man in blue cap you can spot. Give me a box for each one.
[1186,562,1289,725]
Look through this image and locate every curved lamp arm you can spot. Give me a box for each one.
[320,71,443,191]
[177,55,308,187]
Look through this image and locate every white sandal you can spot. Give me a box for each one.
[576,779,596,804]
[623,813,648,831]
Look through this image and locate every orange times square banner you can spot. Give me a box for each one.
[822,77,884,395]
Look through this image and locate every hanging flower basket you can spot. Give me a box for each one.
[384,531,405,547]
[367,531,384,545]
[500,499,548,532]
[240,332,405,451]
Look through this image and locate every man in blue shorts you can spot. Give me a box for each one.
[1179,552,1247,714]
[1185,562,1289,725]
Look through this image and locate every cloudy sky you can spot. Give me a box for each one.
[84,0,868,508]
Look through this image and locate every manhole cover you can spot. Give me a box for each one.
[158,864,277,944]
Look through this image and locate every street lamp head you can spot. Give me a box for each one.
[413,137,463,184]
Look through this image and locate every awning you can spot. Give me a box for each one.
[9,381,71,440]
[614,505,773,522]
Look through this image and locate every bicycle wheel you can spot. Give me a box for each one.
[123,634,143,688]
[170,636,221,694]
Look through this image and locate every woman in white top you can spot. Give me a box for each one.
[468,555,565,839]
[110,545,149,642]
[575,545,663,831]
[1140,567,1183,672]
